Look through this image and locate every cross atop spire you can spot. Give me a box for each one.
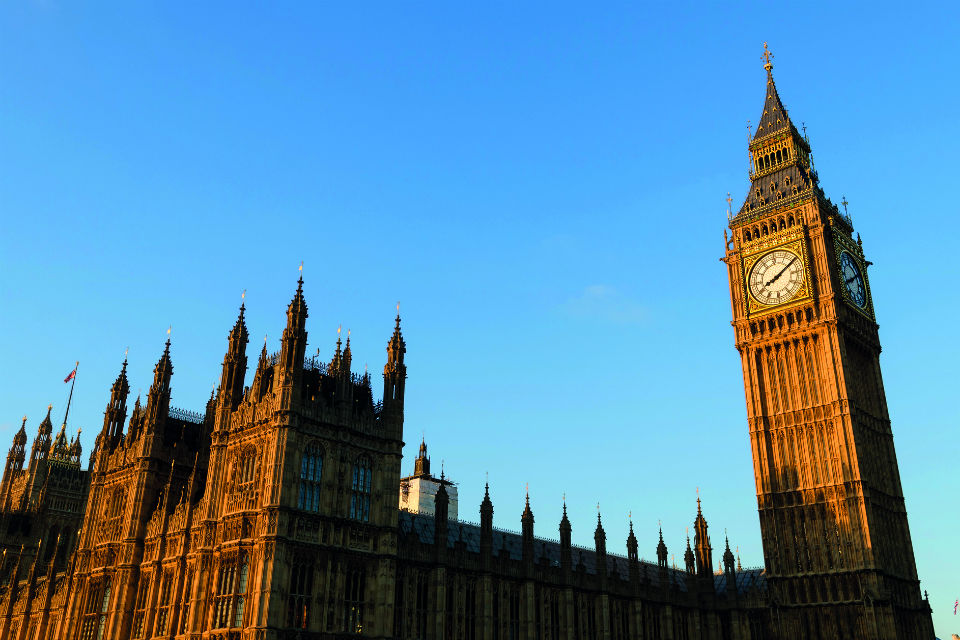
[762,41,774,72]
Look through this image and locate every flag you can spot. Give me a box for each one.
[64,368,76,383]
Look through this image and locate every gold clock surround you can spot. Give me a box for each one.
[741,233,811,316]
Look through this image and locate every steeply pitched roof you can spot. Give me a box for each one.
[753,69,794,141]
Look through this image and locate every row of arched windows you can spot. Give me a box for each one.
[296,444,372,523]
[755,145,791,174]
[741,211,801,243]
[228,443,372,521]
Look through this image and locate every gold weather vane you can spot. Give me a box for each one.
[841,196,849,215]
[762,42,774,70]
[167,325,172,337]
[299,261,303,274]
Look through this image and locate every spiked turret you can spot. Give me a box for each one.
[434,473,449,557]
[684,532,696,574]
[383,309,406,418]
[626,517,638,563]
[145,338,173,428]
[219,302,249,412]
[656,526,668,569]
[694,496,713,582]
[723,534,737,588]
[414,439,430,477]
[521,489,534,563]
[102,357,130,447]
[30,406,54,467]
[560,496,573,572]
[279,275,309,403]
[480,481,493,558]
[594,507,607,578]
[6,417,27,471]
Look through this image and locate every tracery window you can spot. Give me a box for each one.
[79,577,111,640]
[132,575,149,638]
[232,447,259,511]
[213,554,249,629]
[101,489,125,542]
[349,456,372,522]
[156,570,173,635]
[343,566,366,634]
[298,444,323,512]
[180,568,193,635]
[415,571,429,639]
[287,562,314,629]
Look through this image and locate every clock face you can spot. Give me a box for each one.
[748,249,805,305]
[839,251,866,307]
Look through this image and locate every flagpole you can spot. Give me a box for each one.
[63,361,79,428]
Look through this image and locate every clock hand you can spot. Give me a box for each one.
[845,276,858,284]
[765,257,797,287]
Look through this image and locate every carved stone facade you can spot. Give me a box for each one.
[0,276,770,640]
[722,50,935,639]
[0,53,931,640]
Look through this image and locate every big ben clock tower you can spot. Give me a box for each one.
[723,46,935,639]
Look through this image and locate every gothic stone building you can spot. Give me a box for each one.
[0,55,934,640]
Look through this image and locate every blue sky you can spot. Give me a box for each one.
[1,2,958,634]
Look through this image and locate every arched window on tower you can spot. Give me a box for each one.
[350,456,372,522]
[298,444,323,512]
[232,447,260,511]
[214,553,249,629]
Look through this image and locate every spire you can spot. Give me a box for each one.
[657,524,668,569]
[249,336,270,401]
[343,329,352,372]
[30,405,54,465]
[684,530,696,574]
[146,336,173,426]
[521,486,534,564]
[219,301,249,411]
[414,438,430,477]
[279,270,309,399]
[434,474,450,552]
[287,267,308,329]
[49,424,70,461]
[735,44,817,221]
[723,532,737,582]
[626,513,639,563]
[382,305,407,423]
[594,504,606,556]
[6,417,27,473]
[103,356,130,445]
[330,326,344,375]
[480,479,493,557]
[385,305,405,375]
[752,42,794,141]
[693,492,713,581]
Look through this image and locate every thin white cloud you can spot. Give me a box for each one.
[560,284,646,325]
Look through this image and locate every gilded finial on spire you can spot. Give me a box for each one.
[762,42,774,72]
[841,195,849,216]
[167,325,171,337]
[726,192,733,215]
